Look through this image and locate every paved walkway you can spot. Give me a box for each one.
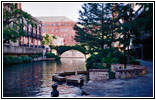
[82,60,153,97]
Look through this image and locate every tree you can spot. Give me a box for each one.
[42,34,56,46]
[3,3,35,44]
[74,3,118,54]
[131,3,153,46]
[42,33,56,51]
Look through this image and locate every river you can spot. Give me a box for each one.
[3,58,86,97]
[3,58,153,97]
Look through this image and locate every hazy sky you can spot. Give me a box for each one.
[22,3,84,21]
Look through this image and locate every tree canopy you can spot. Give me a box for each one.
[74,3,123,53]
[74,3,153,54]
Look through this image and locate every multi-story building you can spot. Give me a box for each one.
[3,3,43,55]
[20,16,43,48]
[37,16,77,46]
[3,3,43,48]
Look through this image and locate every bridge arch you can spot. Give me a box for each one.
[60,49,85,58]
[55,46,86,56]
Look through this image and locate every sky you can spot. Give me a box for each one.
[22,3,84,21]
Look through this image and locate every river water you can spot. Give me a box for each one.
[3,58,153,97]
[3,58,86,97]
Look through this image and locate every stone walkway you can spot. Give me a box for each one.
[82,60,153,97]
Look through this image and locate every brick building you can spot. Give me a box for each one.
[37,16,77,46]
[3,3,43,48]
[3,3,43,55]
[20,16,43,48]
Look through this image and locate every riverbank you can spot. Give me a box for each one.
[82,60,153,97]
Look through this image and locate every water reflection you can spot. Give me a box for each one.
[3,58,86,97]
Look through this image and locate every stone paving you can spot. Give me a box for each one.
[82,60,153,97]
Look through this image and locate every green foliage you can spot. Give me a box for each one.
[21,56,31,62]
[3,3,35,43]
[12,57,23,64]
[102,53,118,65]
[42,34,56,46]
[55,45,86,55]
[129,56,140,65]
[30,54,39,59]
[132,3,153,46]
[74,3,123,53]
[3,55,34,66]
[86,48,124,70]
[55,56,60,61]
[45,52,60,61]
[45,53,56,58]
[3,56,12,65]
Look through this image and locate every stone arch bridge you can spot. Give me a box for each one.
[53,46,88,58]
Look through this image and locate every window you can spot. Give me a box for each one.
[43,24,47,26]
[31,38,33,43]
[56,29,58,32]
[42,30,47,32]
[61,23,64,26]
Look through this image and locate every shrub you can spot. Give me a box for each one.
[21,56,31,62]
[45,53,56,58]
[12,57,23,64]
[31,55,39,59]
[86,48,122,70]
[129,56,140,65]
[3,56,12,65]
[55,56,60,61]
[3,55,33,66]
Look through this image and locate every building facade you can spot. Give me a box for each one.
[20,17,43,48]
[3,3,43,55]
[37,16,77,46]
[3,3,43,48]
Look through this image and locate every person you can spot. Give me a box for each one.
[51,84,59,97]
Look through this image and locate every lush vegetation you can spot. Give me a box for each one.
[54,45,87,55]
[45,52,60,61]
[86,48,139,79]
[74,3,151,72]
[86,48,140,70]
[3,53,43,66]
[3,3,35,44]
[4,56,32,65]
[45,52,56,58]
[42,34,56,46]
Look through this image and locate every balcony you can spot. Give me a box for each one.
[27,32,31,36]
[37,35,40,39]
[33,33,37,38]
[40,35,43,40]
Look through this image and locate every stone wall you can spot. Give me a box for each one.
[111,64,124,72]
[115,66,147,79]
[115,69,135,79]
[89,69,109,80]
[3,45,43,55]
[61,50,85,58]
